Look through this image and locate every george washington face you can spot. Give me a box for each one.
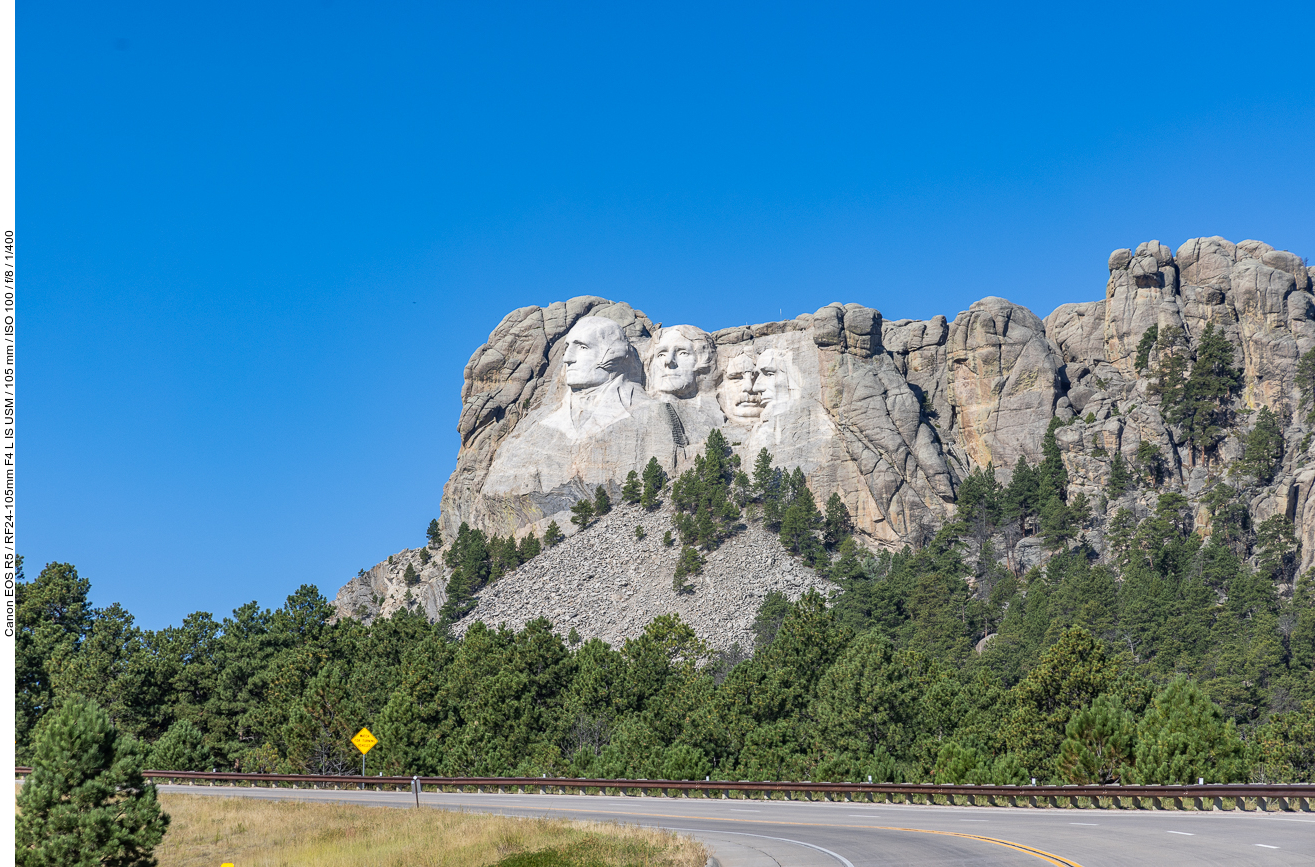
[562,317,632,390]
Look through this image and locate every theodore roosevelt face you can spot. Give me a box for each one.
[562,317,631,390]
[719,353,762,419]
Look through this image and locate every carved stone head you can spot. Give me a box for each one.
[753,348,791,414]
[648,325,716,399]
[718,351,762,420]
[561,316,640,390]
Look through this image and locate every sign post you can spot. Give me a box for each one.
[351,727,378,779]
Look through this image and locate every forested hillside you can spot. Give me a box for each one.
[17,461,1315,785]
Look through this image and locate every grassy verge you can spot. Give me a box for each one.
[155,794,707,867]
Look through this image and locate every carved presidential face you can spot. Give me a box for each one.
[753,349,788,412]
[718,353,762,419]
[562,317,632,390]
[650,328,715,399]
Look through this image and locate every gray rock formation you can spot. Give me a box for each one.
[452,502,834,652]
[336,235,1315,638]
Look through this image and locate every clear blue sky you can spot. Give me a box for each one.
[23,1,1315,630]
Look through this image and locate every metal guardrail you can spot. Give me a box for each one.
[15,767,1315,811]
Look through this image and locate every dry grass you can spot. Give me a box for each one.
[155,794,707,867]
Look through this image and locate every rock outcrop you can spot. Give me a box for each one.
[336,236,1315,638]
[452,503,833,652]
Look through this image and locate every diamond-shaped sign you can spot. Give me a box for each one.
[352,727,378,755]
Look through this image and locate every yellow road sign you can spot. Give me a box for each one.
[352,727,378,755]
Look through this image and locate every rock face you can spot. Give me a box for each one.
[337,236,1315,637]
[452,503,833,652]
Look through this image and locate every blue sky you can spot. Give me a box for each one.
[23,1,1315,629]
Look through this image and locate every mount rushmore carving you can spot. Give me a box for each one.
[440,237,1315,573]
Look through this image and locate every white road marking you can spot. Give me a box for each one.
[1166,830,1194,836]
[669,827,855,867]
[1069,822,1098,826]
[1256,844,1280,849]
[960,819,988,822]
[729,809,760,812]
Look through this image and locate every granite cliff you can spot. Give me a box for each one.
[335,236,1315,641]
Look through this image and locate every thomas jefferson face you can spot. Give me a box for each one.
[719,353,762,419]
[562,317,631,390]
[652,330,701,398]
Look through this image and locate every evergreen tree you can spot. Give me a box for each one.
[403,563,419,585]
[1038,417,1069,502]
[1134,324,1158,372]
[543,521,564,548]
[1135,441,1167,486]
[752,448,775,498]
[673,546,703,592]
[1055,694,1135,784]
[823,492,853,550]
[1298,346,1315,423]
[780,485,823,559]
[1107,451,1132,498]
[1161,323,1242,464]
[570,497,596,530]
[1235,406,1284,484]
[517,531,542,560]
[621,470,642,504]
[641,456,665,510]
[593,485,612,517]
[1255,515,1300,584]
[750,591,792,650]
[1003,456,1041,527]
[426,518,443,548]
[440,522,492,623]
[1131,677,1245,783]
[17,561,94,762]
[146,720,210,772]
[17,696,169,867]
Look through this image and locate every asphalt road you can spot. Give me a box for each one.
[157,784,1315,867]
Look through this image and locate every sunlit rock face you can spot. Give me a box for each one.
[437,238,1315,568]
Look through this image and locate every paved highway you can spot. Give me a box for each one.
[158,784,1314,866]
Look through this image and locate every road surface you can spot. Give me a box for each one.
[157,783,1315,866]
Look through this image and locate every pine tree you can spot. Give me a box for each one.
[780,485,823,559]
[426,518,443,548]
[593,485,612,517]
[823,492,853,550]
[1107,451,1131,498]
[518,531,542,560]
[1235,406,1284,484]
[543,521,564,548]
[1134,324,1159,372]
[16,561,94,762]
[147,719,211,772]
[673,546,703,592]
[403,563,419,585]
[752,448,775,498]
[1160,323,1242,464]
[1298,347,1315,423]
[1131,677,1245,783]
[641,456,665,510]
[570,497,596,530]
[1038,417,1069,502]
[621,470,642,504]
[17,696,169,867]
[1055,694,1135,784]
